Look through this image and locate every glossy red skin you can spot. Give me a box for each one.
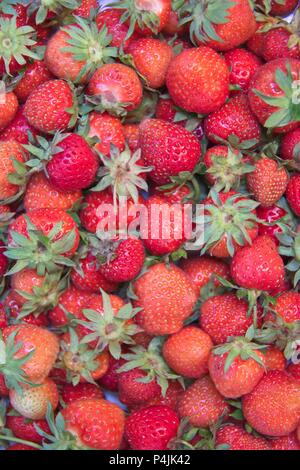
[262,28,300,62]
[61,383,103,405]
[123,124,139,151]
[225,48,262,94]
[99,237,145,283]
[88,112,125,156]
[286,175,300,216]
[46,134,99,191]
[0,245,8,277]
[264,347,286,371]
[162,10,186,36]
[118,368,161,406]
[48,286,93,327]
[14,61,53,103]
[180,256,230,291]
[271,433,300,450]
[155,98,178,123]
[204,93,262,144]
[24,79,75,134]
[98,356,125,392]
[273,291,300,323]
[257,205,287,245]
[139,118,201,185]
[6,414,51,444]
[230,235,285,292]
[130,381,184,413]
[3,290,49,327]
[248,59,300,134]
[216,425,271,450]
[71,253,118,294]
[280,127,300,161]
[87,64,143,113]
[9,208,80,257]
[6,444,38,451]
[0,303,8,329]
[125,405,179,451]
[246,23,266,58]
[96,9,140,51]
[0,106,36,144]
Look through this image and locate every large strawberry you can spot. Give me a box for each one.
[166,47,229,114]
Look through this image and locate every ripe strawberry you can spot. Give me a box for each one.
[6,413,51,444]
[264,347,286,371]
[10,378,59,420]
[257,204,287,245]
[262,28,300,62]
[242,370,300,436]
[246,22,266,57]
[273,291,300,324]
[248,58,300,134]
[123,123,139,151]
[125,405,179,450]
[271,432,300,450]
[231,235,285,292]
[216,425,271,450]
[95,9,140,51]
[204,93,262,145]
[71,252,118,294]
[98,355,125,392]
[48,286,92,328]
[280,127,300,161]
[127,38,173,89]
[0,302,8,329]
[286,174,300,216]
[118,368,161,406]
[139,118,201,185]
[259,0,299,16]
[6,444,38,451]
[162,10,186,36]
[209,338,266,398]
[178,375,229,428]
[3,290,49,327]
[287,362,300,380]
[0,91,18,132]
[24,79,77,134]
[87,63,143,115]
[163,326,213,379]
[247,157,289,207]
[224,48,262,94]
[133,263,198,336]
[73,0,98,17]
[0,139,27,201]
[155,97,178,124]
[166,47,229,115]
[200,293,262,344]
[0,105,36,145]
[24,172,82,212]
[131,381,184,412]
[61,383,103,405]
[150,183,193,204]
[14,61,53,103]
[88,111,125,156]
[2,324,59,385]
[180,256,230,292]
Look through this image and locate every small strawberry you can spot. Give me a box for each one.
[6,413,51,444]
[3,290,48,327]
[132,381,184,412]
[180,256,230,292]
[125,405,179,450]
[71,252,118,294]
[280,127,300,161]
[257,204,288,245]
[286,174,300,216]
[155,97,178,124]
[246,22,267,57]
[61,382,103,405]
[87,111,125,156]
[242,370,300,436]
[224,48,262,94]
[14,61,53,103]
[216,424,271,450]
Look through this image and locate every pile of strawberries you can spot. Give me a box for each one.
[0,0,300,452]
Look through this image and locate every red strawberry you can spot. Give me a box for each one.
[139,118,201,185]
[132,381,184,412]
[3,290,48,327]
[118,368,161,406]
[166,46,229,115]
[180,256,230,292]
[0,91,18,133]
[123,124,139,151]
[155,98,178,124]
[48,286,92,328]
[14,61,53,103]
[216,425,271,450]
[246,22,266,57]
[6,444,38,451]
[0,139,27,200]
[204,93,262,145]
[280,127,300,161]
[231,235,285,292]
[264,347,286,371]
[98,355,125,392]
[96,9,140,51]
[224,48,262,94]
[257,204,287,245]
[273,291,300,324]
[125,405,179,451]
[24,79,77,134]
[258,0,299,16]
[242,370,300,436]
[71,252,118,294]
[286,174,300,216]
[61,383,103,405]
[88,112,125,156]
[262,28,300,62]
[271,433,300,450]
[0,106,36,145]
[288,363,300,380]
[6,413,51,444]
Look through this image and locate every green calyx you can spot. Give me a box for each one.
[109,0,161,38]
[22,131,68,175]
[61,19,118,83]
[0,329,36,394]
[0,17,41,75]
[177,0,235,46]
[253,62,300,129]
[28,0,81,25]
[5,217,77,276]
[201,190,259,257]
[92,144,152,207]
[171,416,228,451]
[79,289,141,360]
[118,337,184,396]
[83,93,132,118]
[0,1,30,15]
[278,230,300,287]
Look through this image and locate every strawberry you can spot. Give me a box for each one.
[73,0,98,18]
[215,424,271,450]
[0,139,27,201]
[242,370,300,436]
[204,93,262,145]
[87,63,143,116]
[224,48,262,94]
[248,58,300,134]
[24,172,82,212]
[166,46,229,115]
[118,368,161,406]
[131,381,184,412]
[280,127,300,161]
[98,355,125,392]
[0,105,36,145]
[71,252,118,294]
[262,28,300,62]
[3,290,49,327]
[9,378,59,420]
[163,326,213,379]
[180,256,230,292]
[273,291,300,324]
[208,337,266,398]
[139,118,201,185]
[125,405,179,450]
[270,432,300,450]
[264,347,286,371]
[61,382,103,405]
[48,286,92,328]
[155,97,178,124]
[123,123,139,151]
[6,444,38,451]
[200,293,262,344]
[14,61,53,103]
[87,111,125,156]
[247,157,289,207]
[133,263,198,336]
[24,79,77,134]
[256,204,288,245]
[230,235,285,292]
[0,90,18,132]
[127,38,173,89]
[95,9,140,51]
[287,362,300,380]
[180,0,256,51]
[178,375,229,428]
[162,10,186,36]
[286,174,300,216]
[246,22,267,57]
[6,413,51,444]
[258,0,299,16]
